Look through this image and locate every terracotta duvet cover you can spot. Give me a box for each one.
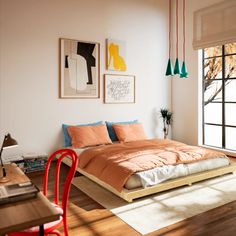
[78,139,226,192]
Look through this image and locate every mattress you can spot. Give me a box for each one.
[70,147,230,190]
[125,156,230,189]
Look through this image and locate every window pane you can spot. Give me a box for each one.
[225,55,236,78]
[225,80,236,102]
[204,58,222,80]
[204,103,222,124]
[225,104,236,126]
[204,80,222,103]
[204,125,222,148]
[225,43,236,55]
[204,46,222,58]
[202,43,236,152]
[225,127,236,150]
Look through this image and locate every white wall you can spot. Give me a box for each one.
[0,0,170,156]
[172,0,222,145]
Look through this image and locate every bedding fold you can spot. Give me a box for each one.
[78,139,226,192]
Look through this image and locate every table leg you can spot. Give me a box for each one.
[39,225,44,236]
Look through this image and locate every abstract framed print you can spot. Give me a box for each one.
[104,74,135,104]
[60,38,100,98]
[106,39,127,71]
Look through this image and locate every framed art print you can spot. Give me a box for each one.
[104,74,135,104]
[60,38,100,98]
[106,39,127,71]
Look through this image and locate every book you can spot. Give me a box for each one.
[2,155,24,164]
[23,153,48,160]
[0,181,39,205]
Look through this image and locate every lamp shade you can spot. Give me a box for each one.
[165,58,174,76]
[2,133,18,149]
[180,61,188,78]
[174,58,181,75]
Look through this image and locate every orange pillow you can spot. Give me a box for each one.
[112,123,147,142]
[68,125,112,148]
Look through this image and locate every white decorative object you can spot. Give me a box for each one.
[104,74,135,104]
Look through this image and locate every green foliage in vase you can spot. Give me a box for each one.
[160,108,173,139]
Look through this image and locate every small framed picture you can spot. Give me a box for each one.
[106,39,127,71]
[104,74,135,104]
[59,38,100,98]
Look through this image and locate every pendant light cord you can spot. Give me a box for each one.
[183,0,185,61]
[176,0,178,58]
[169,0,172,58]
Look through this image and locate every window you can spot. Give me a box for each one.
[202,43,236,151]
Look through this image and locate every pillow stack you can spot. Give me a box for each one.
[105,120,138,141]
[62,119,147,148]
[62,121,103,147]
[112,123,147,142]
[68,125,112,148]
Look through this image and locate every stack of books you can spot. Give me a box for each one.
[22,153,48,173]
[0,181,39,205]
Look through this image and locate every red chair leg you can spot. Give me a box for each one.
[63,217,69,236]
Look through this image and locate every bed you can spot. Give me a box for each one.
[62,138,236,202]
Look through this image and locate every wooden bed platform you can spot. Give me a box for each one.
[62,157,236,202]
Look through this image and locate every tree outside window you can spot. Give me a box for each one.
[203,43,236,150]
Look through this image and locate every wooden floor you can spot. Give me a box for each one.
[28,162,236,236]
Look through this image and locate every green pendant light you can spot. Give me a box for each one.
[165,58,174,76]
[180,61,188,78]
[174,58,181,74]
[180,0,188,78]
[165,0,173,76]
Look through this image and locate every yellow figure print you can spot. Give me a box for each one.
[108,43,127,71]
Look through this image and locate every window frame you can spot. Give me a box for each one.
[202,45,236,151]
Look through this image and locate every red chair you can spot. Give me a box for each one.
[9,149,79,236]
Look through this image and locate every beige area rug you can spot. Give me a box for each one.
[72,174,236,235]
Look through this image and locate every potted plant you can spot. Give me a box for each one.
[160,108,173,139]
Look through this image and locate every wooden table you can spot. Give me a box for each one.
[0,164,60,236]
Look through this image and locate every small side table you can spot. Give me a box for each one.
[0,164,60,236]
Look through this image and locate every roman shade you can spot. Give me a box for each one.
[193,0,236,49]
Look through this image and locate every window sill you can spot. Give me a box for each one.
[200,144,236,158]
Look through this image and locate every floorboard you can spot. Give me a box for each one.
[28,160,236,236]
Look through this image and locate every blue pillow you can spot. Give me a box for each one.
[62,121,103,147]
[105,120,138,142]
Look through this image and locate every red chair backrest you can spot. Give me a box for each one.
[43,149,78,218]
